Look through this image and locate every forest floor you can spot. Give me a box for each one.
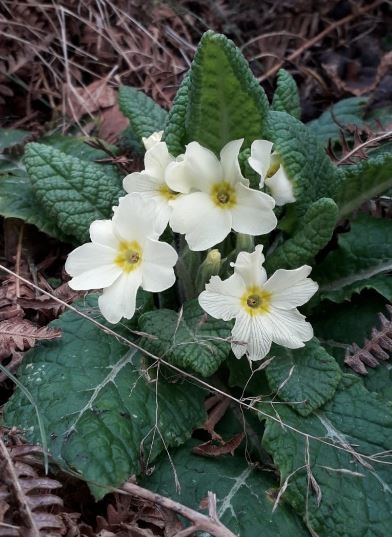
[0,1,391,535]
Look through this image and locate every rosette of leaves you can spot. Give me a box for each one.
[4,30,392,537]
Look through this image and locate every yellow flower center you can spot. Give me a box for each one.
[210,181,236,209]
[114,241,143,273]
[159,184,180,201]
[241,286,271,316]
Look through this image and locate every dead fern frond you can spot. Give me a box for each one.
[0,436,64,536]
[0,319,61,356]
[345,305,392,375]
[0,320,61,383]
[327,126,392,165]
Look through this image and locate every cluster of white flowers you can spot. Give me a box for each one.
[66,132,318,361]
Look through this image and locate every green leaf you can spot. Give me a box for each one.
[312,291,389,362]
[186,31,269,153]
[272,69,301,119]
[265,198,338,272]
[335,152,392,219]
[263,374,392,537]
[118,86,167,142]
[163,73,190,156]
[3,296,206,499]
[266,339,342,416]
[312,293,392,402]
[24,142,124,244]
[265,112,338,223]
[138,300,231,377]
[307,97,368,146]
[315,214,392,303]
[0,170,70,240]
[37,134,118,161]
[141,440,309,537]
[0,128,30,151]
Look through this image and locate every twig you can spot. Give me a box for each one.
[258,0,385,82]
[120,481,236,537]
[337,130,392,165]
[1,264,392,466]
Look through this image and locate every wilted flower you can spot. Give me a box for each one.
[65,195,178,324]
[123,141,180,234]
[199,245,317,361]
[248,140,295,206]
[166,139,277,251]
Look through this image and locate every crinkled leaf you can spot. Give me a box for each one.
[118,86,167,142]
[24,142,124,244]
[163,73,190,156]
[0,170,70,241]
[335,152,392,219]
[315,214,392,302]
[307,97,368,146]
[266,339,342,416]
[138,300,231,377]
[4,295,206,499]
[272,69,301,119]
[186,31,269,153]
[263,374,392,537]
[265,198,338,273]
[141,440,308,537]
[265,112,338,225]
[37,134,118,161]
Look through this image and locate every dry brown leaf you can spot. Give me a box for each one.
[192,433,245,458]
[64,79,117,121]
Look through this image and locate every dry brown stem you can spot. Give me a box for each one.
[120,481,236,537]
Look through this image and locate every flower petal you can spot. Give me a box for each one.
[169,192,232,251]
[65,243,121,289]
[65,243,116,276]
[142,130,163,151]
[231,183,277,236]
[98,270,142,323]
[123,171,162,195]
[264,265,318,308]
[89,220,118,248]
[113,194,160,242]
[231,311,272,361]
[199,273,244,321]
[265,165,295,206]
[166,141,222,194]
[144,141,174,177]
[232,245,267,287]
[248,140,273,185]
[68,264,121,290]
[220,139,246,185]
[142,239,178,292]
[265,307,314,348]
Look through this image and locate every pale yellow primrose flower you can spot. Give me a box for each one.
[166,139,277,251]
[142,130,164,150]
[65,194,178,324]
[123,141,180,235]
[248,140,295,206]
[198,245,318,361]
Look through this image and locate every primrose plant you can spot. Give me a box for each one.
[65,133,317,361]
[5,31,392,537]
